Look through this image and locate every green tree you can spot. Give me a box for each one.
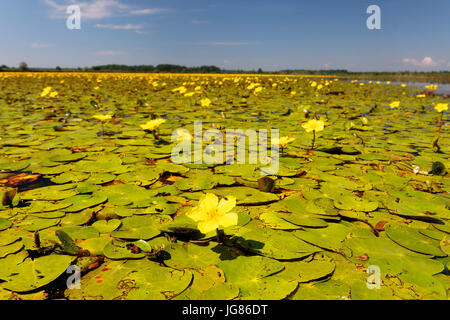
[18,62,28,72]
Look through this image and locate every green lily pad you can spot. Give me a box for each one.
[111,215,161,240]
[20,184,79,201]
[334,195,378,212]
[174,265,239,300]
[0,241,24,258]
[103,240,146,260]
[282,255,336,283]
[293,223,351,252]
[92,219,121,233]
[164,242,222,270]
[3,255,75,293]
[95,184,157,207]
[62,194,107,212]
[218,256,297,299]
[385,224,446,256]
[235,226,320,260]
[210,187,279,205]
[0,218,12,231]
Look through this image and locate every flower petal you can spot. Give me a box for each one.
[198,193,219,213]
[217,196,236,216]
[218,212,238,229]
[186,207,207,222]
[198,220,219,234]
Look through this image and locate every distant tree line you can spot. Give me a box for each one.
[1,62,449,82]
[89,64,222,73]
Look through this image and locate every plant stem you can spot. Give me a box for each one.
[312,130,316,149]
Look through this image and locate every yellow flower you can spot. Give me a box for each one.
[172,86,187,94]
[274,136,296,149]
[435,103,448,113]
[186,193,238,234]
[94,86,100,90]
[401,84,407,87]
[175,130,192,142]
[195,86,202,91]
[40,86,52,97]
[92,114,112,122]
[254,86,263,94]
[290,91,296,96]
[416,94,426,98]
[247,83,259,90]
[140,118,166,131]
[184,91,196,97]
[49,91,59,98]
[310,81,317,87]
[317,84,323,90]
[302,119,325,133]
[386,81,391,85]
[360,117,369,125]
[200,98,212,107]
[390,101,400,109]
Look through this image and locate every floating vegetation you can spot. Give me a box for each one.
[0,72,448,300]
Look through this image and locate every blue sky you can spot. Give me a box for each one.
[0,0,449,71]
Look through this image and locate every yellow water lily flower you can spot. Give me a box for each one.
[416,94,426,98]
[390,101,400,109]
[302,119,325,133]
[401,84,407,88]
[49,91,59,98]
[40,86,52,97]
[200,98,212,107]
[247,83,259,90]
[275,136,296,149]
[186,193,238,234]
[140,118,166,131]
[290,91,296,96]
[94,86,100,90]
[92,114,112,122]
[254,86,263,94]
[184,91,196,97]
[435,103,448,113]
[172,86,187,94]
[175,130,193,142]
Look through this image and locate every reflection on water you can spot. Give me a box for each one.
[354,80,450,95]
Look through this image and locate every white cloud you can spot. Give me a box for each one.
[129,8,168,15]
[191,20,210,25]
[203,41,260,46]
[96,23,143,30]
[95,50,126,56]
[402,56,439,67]
[30,43,50,48]
[43,0,167,20]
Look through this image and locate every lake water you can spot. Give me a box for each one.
[355,80,450,95]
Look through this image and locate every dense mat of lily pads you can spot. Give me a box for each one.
[0,72,449,300]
